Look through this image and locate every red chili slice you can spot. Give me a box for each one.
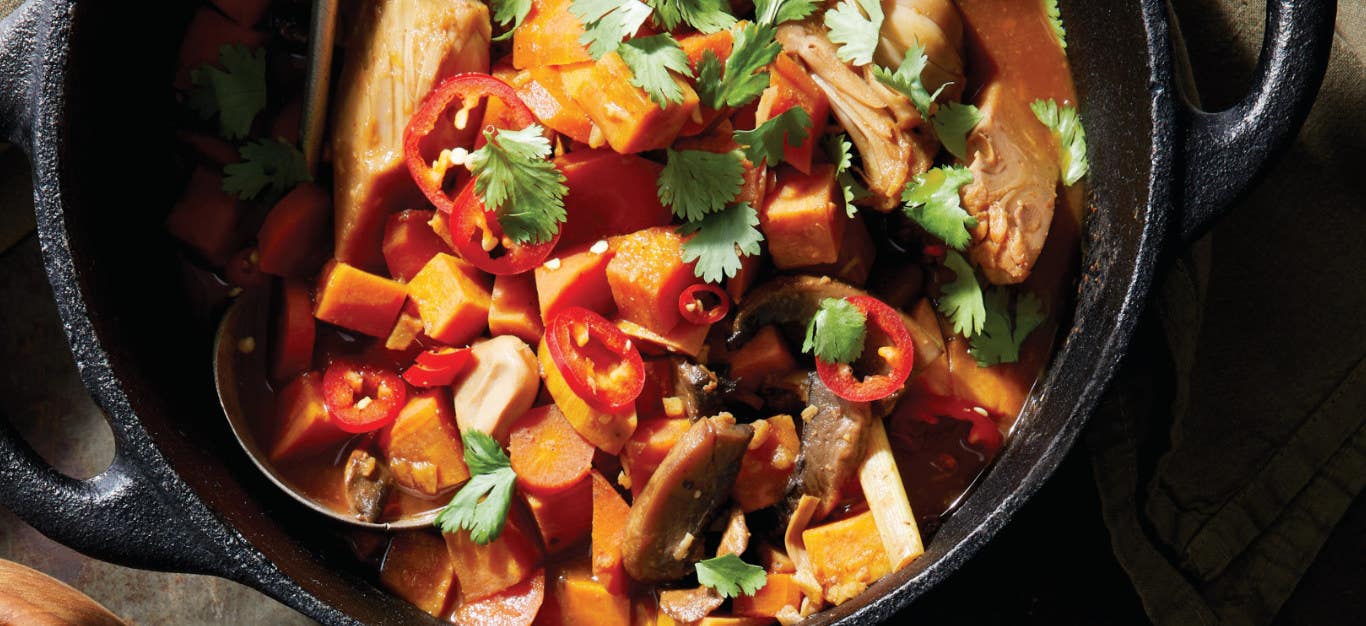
[402,347,473,388]
[322,359,408,433]
[677,283,730,325]
[897,394,1003,454]
[447,179,561,275]
[402,73,537,213]
[545,307,646,412]
[815,295,915,402]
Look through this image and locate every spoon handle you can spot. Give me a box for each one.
[301,0,339,174]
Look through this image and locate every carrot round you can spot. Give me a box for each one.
[510,405,595,495]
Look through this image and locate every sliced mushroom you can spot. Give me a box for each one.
[659,587,725,623]
[622,414,755,583]
[452,335,539,442]
[670,358,725,420]
[785,373,872,522]
[716,506,751,557]
[343,448,394,523]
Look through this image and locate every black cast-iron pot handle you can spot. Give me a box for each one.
[0,0,237,576]
[1175,0,1335,244]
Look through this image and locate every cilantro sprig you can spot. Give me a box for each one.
[490,0,533,41]
[825,133,870,215]
[803,297,868,364]
[188,45,267,140]
[696,22,782,110]
[650,0,736,33]
[754,0,821,26]
[937,250,986,337]
[734,107,811,167]
[434,431,518,545]
[824,0,883,66]
[1031,99,1089,186]
[679,202,764,283]
[467,125,568,245]
[659,149,746,221]
[222,139,311,201]
[931,102,983,161]
[872,44,945,118]
[969,289,1046,366]
[1044,0,1067,50]
[695,554,768,598]
[901,165,976,251]
[573,0,654,59]
[619,34,696,106]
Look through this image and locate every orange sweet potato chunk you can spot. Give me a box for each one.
[257,182,332,278]
[552,565,631,626]
[803,510,890,605]
[512,0,593,69]
[378,390,470,496]
[382,209,453,282]
[562,53,698,154]
[407,253,493,346]
[445,506,545,602]
[490,272,544,345]
[534,243,616,321]
[728,325,797,391]
[525,475,592,555]
[731,414,800,512]
[754,53,830,174]
[269,372,347,462]
[759,164,845,269]
[379,531,457,617]
[514,66,595,145]
[620,418,691,498]
[313,260,407,338]
[801,212,876,286]
[606,228,697,335]
[590,471,630,594]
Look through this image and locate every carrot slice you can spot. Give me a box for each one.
[269,279,316,384]
[590,470,630,594]
[445,506,544,602]
[510,405,595,495]
[525,476,592,554]
[382,209,453,282]
[257,182,332,278]
[453,568,546,626]
[269,372,347,462]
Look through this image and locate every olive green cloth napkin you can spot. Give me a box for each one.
[1087,2,1366,624]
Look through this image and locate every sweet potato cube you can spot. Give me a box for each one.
[407,253,492,345]
[445,507,544,601]
[731,414,800,512]
[728,325,797,391]
[759,164,845,269]
[382,209,453,282]
[525,476,592,554]
[803,510,890,605]
[379,531,456,617]
[553,566,631,626]
[269,372,347,462]
[270,280,316,384]
[313,260,407,338]
[535,243,616,321]
[512,0,593,69]
[590,471,631,594]
[378,390,470,496]
[801,212,876,286]
[604,228,696,335]
[755,53,830,174]
[490,273,544,345]
[515,66,595,145]
[562,53,698,154]
[257,182,332,278]
[556,150,673,250]
[453,568,546,626]
[620,418,691,497]
[165,166,244,266]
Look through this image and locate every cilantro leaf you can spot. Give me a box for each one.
[931,102,982,160]
[659,149,746,221]
[678,202,764,283]
[222,139,312,201]
[969,288,1046,366]
[802,297,868,364]
[572,0,653,59]
[490,0,533,41]
[619,34,695,107]
[937,250,986,337]
[696,23,781,110]
[734,107,811,167]
[649,0,736,33]
[189,45,267,140]
[871,43,945,117]
[1044,0,1067,50]
[824,132,870,214]
[754,0,821,26]
[434,431,518,545]
[1031,99,1089,186]
[695,554,768,598]
[901,165,976,251]
[467,125,568,245]
[824,0,883,67]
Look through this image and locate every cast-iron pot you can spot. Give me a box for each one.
[0,0,1335,624]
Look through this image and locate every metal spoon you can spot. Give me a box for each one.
[213,294,441,530]
[211,1,439,530]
